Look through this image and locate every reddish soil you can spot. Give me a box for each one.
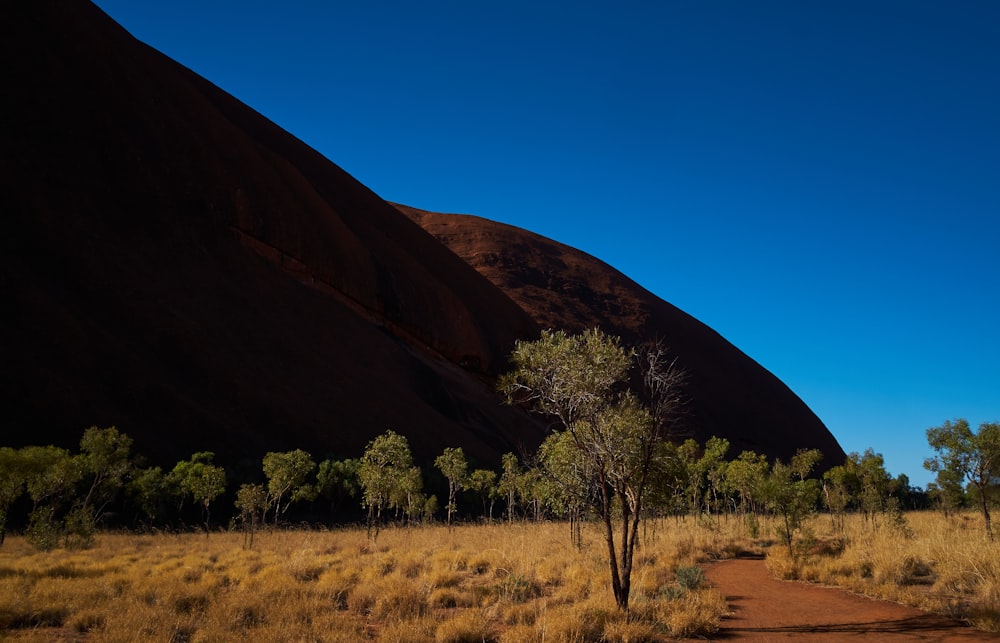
[704,558,997,641]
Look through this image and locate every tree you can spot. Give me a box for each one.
[822,461,858,532]
[497,452,522,525]
[725,450,769,536]
[262,449,317,525]
[926,419,1000,539]
[434,447,468,527]
[316,457,360,522]
[21,445,82,550]
[760,449,822,556]
[70,426,134,545]
[0,447,27,546]
[466,468,498,522]
[128,466,172,526]
[500,328,685,610]
[235,483,268,550]
[538,429,592,546]
[358,430,414,540]
[170,452,226,536]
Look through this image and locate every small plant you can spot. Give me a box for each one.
[675,564,706,591]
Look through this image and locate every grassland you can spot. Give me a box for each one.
[767,510,1000,632]
[0,511,997,641]
[0,520,738,642]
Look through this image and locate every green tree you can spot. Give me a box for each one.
[70,426,134,545]
[128,466,172,526]
[926,466,965,517]
[466,468,498,521]
[822,460,858,532]
[170,452,226,536]
[538,429,591,546]
[725,450,769,536]
[434,447,469,527]
[760,448,822,556]
[926,419,1000,539]
[497,452,522,525]
[316,457,360,521]
[500,328,685,611]
[0,447,27,546]
[358,430,414,540]
[21,445,82,550]
[262,449,317,525]
[391,465,429,526]
[855,449,892,528]
[235,483,268,549]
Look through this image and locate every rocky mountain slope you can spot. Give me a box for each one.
[0,0,844,469]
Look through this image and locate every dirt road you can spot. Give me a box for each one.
[704,557,998,641]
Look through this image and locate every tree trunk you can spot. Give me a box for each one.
[976,483,993,540]
[600,480,625,609]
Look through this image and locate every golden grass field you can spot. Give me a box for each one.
[767,510,1000,632]
[0,511,997,641]
[0,519,738,642]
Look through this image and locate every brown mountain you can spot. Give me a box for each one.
[1,0,844,469]
[1,0,543,467]
[397,205,845,466]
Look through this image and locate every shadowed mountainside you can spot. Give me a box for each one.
[398,205,845,466]
[1,0,843,470]
[1,0,543,467]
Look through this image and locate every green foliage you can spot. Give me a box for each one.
[359,430,416,539]
[497,453,522,525]
[466,468,497,520]
[316,457,360,519]
[926,419,1000,539]
[234,483,268,549]
[75,426,133,530]
[499,328,632,430]
[675,565,707,591]
[0,447,28,546]
[435,447,468,526]
[262,449,317,525]
[127,466,172,525]
[760,450,822,555]
[499,328,686,610]
[170,452,226,534]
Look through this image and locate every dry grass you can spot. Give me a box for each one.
[766,510,1000,632]
[0,520,736,641]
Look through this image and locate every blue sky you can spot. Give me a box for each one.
[91,1,998,489]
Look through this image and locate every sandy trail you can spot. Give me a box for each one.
[703,557,998,641]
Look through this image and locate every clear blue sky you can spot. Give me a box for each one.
[92,0,999,489]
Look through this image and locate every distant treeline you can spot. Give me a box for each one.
[9,421,995,552]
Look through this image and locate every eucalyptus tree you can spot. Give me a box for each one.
[358,430,414,539]
[760,448,822,556]
[500,328,686,611]
[316,457,360,521]
[538,429,592,546]
[262,449,317,525]
[926,419,1000,539]
[21,445,82,550]
[466,468,498,521]
[69,426,134,544]
[170,452,226,536]
[725,450,769,535]
[434,447,468,526]
[0,447,26,546]
[235,483,267,549]
[497,452,522,525]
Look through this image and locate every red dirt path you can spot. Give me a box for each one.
[703,557,998,641]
